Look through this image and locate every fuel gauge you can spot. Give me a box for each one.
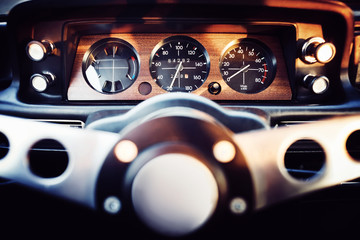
[82,38,140,94]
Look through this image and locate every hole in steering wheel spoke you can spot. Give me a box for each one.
[0,132,9,160]
[284,139,325,181]
[28,139,69,178]
[346,130,360,161]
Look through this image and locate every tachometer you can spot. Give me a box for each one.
[219,38,276,94]
[149,36,210,92]
[82,38,140,94]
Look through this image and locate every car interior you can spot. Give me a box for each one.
[1,0,360,238]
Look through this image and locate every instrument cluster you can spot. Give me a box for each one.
[13,1,344,106]
[67,32,291,101]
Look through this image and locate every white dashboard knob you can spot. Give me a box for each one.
[301,37,336,64]
[30,73,55,92]
[315,42,336,63]
[303,74,329,94]
[26,40,55,61]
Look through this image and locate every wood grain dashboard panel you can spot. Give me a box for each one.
[67,33,291,101]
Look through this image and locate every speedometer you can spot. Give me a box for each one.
[149,36,210,92]
[219,38,276,94]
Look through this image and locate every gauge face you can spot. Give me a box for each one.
[219,39,276,94]
[82,38,140,94]
[149,36,210,92]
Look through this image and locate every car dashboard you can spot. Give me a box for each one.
[2,0,356,121]
[1,0,360,238]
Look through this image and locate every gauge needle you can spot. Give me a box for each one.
[170,61,183,89]
[227,64,250,81]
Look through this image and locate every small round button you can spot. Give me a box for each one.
[30,73,55,92]
[208,82,221,95]
[138,82,152,96]
[26,40,55,61]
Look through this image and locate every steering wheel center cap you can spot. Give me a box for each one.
[131,153,219,237]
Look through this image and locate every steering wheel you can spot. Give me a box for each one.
[0,93,359,238]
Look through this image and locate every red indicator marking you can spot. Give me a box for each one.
[131,56,135,61]
[156,53,160,57]
[262,64,267,83]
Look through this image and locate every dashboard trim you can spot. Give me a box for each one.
[67,24,292,101]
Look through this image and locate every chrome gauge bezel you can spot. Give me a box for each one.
[149,35,210,92]
[219,38,277,94]
[82,38,140,94]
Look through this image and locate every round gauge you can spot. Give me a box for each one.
[82,38,140,94]
[219,38,276,94]
[149,36,210,92]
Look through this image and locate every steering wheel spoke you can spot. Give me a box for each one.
[235,115,360,210]
[0,114,120,208]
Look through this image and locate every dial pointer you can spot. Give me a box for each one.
[227,64,250,81]
[170,61,183,89]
